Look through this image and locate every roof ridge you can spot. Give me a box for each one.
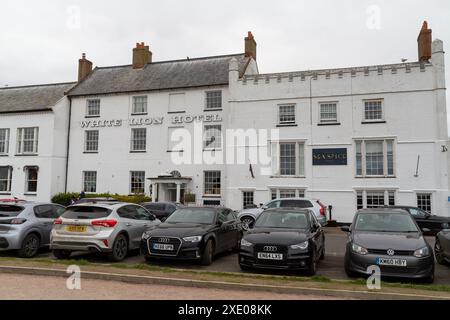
[96,53,245,70]
[0,81,77,91]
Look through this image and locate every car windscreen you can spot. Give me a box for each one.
[354,212,419,233]
[0,205,24,217]
[62,206,112,220]
[255,211,309,229]
[165,209,216,224]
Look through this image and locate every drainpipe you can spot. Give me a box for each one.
[64,96,72,193]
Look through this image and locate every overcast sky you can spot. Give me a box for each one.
[1,0,449,133]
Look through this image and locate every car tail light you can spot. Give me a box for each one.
[10,218,27,225]
[317,200,327,216]
[92,219,118,228]
[54,218,63,225]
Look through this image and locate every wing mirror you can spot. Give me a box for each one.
[340,225,351,233]
[442,223,450,230]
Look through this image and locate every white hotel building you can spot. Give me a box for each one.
[0,23,448,222]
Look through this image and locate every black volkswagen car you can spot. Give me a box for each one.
[141,207,242,266]
[342,208,434,283]
[386,205,450,235]
[238,208,325,275]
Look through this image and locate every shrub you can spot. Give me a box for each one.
[51,192,151,206]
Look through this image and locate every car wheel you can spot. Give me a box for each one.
[344,254,359,278]
[423,270,435,284]
[201,239,214,266]
[241,217,255,230]
[108,234,128,262]
[239,264,251,271]
[435,239,448,265]
[144,255,154,263]
[305,250,317,276]
[18,233,40,258]
[53,250,72,260]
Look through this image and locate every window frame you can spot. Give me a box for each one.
[16,127,39,155]
[416,193,432,213]
[319,102,338,124]
[0,166,12,193]
[84,130,99,153]
[86,99,101,118]
[242,191,255,208]
[0,128,10,155]
[278,104,297,126]
[271,141,305,177]
[24,166,38,194]
[130,171,146,195]
[356,190,396,210]
[83,171,97,193]
[363,99,384,122]
[130,128,147,152]
[354,138,396,178]
[203,124,222,150]
[205,90,223,110]
[132,96,148,115]
[203,171,221,197]
[270,188,305,200]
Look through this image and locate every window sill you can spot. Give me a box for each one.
[24,193,37,196]
[361,120,386,124]
[167,150,184,153]
[318,122,341,126]
[83,151,99,154]
[0,193,11,195]
[203,108,223,112]
[270,175,306,179]
[355,176,396,179]
[131,113,148,116]
[203,195,222,198]
[85,115,100,119]
[0,154,9,157]
[168,111,186,114]
[15,154,38,157]
[276,124,298,128]
[203,149,223,152]
[130,151,147,153]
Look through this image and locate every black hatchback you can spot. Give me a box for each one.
[239,208,325,275]
[141,207,243,266]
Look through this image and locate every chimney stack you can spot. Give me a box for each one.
[418,21,432,62]
[78,53,93,82]
[245,31,257,60]
[133,42,152,69]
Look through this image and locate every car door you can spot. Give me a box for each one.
[117,205,141,249]
[133,206,159,244]
[309,211,324,259]
[33,205,55,245]
[409,208,427,230]
[215,209,234,253]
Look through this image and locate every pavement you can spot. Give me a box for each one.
[1,227,449,285]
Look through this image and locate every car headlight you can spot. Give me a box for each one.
[142,232,151,240]
[183,235,203,243]
[414,246,430,258]
[352,243,368,255]
[290,241,309,250]
[240,239,253,247]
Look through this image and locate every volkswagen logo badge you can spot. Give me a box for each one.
[387,249,395,256]
[159,237,170,243]
[263,246,278,252]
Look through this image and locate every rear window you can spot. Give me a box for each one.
[280,200,313,208]
[62,206,111,220]
[144,203,165,211]
[0,205,24,217]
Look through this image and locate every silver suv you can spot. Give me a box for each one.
[0,201,65,258]
[51,202,160,261]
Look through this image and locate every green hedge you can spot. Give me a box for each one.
[51,193,151,206]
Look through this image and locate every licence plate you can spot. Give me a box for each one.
[153,243,174,251]
[376,258,407,267]
[257,252,283,260]
[66,225,87,233]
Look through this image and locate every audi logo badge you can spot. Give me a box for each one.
[263,246,278,252]
[387,249,395,256]
[159,238,170,243]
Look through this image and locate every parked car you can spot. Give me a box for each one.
[385,205,450,235]
[141,207,243,266]
[140,202,185,222]
[51,202,160,261]
[238,198,328,228]
[0,202,65,258]
[74,197,119,205]
[342,208,434,283]
[239,208,325,275]
[435,222,450,266]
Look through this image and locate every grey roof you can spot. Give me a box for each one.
[68,54,249,97]
[0,82,76,114]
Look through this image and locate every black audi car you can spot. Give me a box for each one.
[385,205,450,235]
[141,207,243,266]
[239,208,325,275]
[343,208,434,283]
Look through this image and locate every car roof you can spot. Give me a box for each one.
[264,208,312,214]
[68,202,125,209]
[141,202,178,205]
[176,206,230,212]
[356,208,410,215]
[271,198,316,201]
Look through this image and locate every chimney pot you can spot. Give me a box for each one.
[245,31,257,60]
[418,20,432,62]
